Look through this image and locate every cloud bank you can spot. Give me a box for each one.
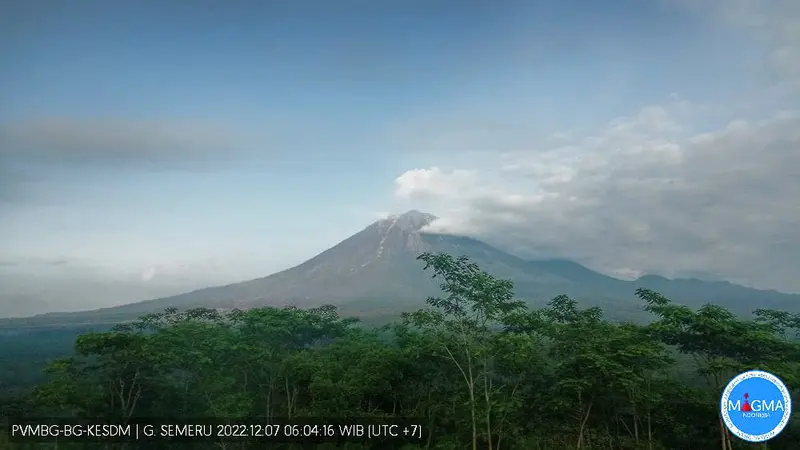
[395,106,800,291]
[0,117,266,166]
[0,117,285,208]
[392,0,800,293]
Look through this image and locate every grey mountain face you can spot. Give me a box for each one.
[4,210,799,325]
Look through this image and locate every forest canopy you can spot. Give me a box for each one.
[1,252,798,450]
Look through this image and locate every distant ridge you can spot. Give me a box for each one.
[3,210,799,326]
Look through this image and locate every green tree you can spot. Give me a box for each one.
[638,288,799,450]
[403,252,525,450]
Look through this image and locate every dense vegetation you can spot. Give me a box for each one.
[1,252,798,449]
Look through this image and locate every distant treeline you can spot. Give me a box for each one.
[1,252,798,449]
[0,324,113,393]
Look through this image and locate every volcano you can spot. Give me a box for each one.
[5,210,800,326]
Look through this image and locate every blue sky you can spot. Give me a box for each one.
[2,0,799,313]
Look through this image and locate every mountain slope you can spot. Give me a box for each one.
[4,210,799,326]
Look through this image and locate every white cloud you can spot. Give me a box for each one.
[394,167,477,199]
[607,268,646,280]
[141,267,156,282]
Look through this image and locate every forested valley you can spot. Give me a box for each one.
[1,252,798,449]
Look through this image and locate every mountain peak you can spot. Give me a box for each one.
[378,210,437,232]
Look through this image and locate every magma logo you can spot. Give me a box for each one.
[720,370,792,442]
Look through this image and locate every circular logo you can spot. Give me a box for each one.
[720,370,792,442]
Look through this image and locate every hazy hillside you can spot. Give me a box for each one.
[2,210,798,326]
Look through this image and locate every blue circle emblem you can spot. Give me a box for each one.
[720,370,792,442]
